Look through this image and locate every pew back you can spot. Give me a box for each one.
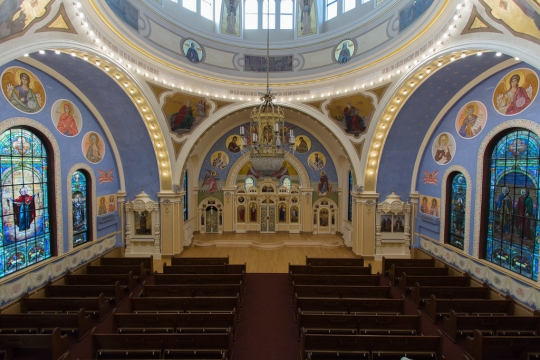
[381,257,435,275]
[172,257,229,265]
[410,283,490,308]
[100,255,154,274]
[0,327,70,360]
[306,257,364,266]
[65,271,137,292]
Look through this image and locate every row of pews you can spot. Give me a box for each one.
[0,255,152,360]
[94,256,242,360]
[290,257,443,360]
[385,256,540,360]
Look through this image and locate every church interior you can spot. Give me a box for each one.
[2,0,540,359]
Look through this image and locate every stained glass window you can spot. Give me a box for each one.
[485,130,540,281]
[0,128,51,278]
[280,0,293,29]
[281,176,291,190]
[448,173,466,250]
[183,171,188,221]
[262,0,276,29]
[72,171,88,247]
[245,0,258,29]
[348,171,353,222]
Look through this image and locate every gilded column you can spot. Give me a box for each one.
[351,192,379,258]
[158,192,184,256]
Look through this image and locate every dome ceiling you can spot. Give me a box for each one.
[89,0,450,85]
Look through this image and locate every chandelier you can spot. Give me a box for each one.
[239,1,295,177]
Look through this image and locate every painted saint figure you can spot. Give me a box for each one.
[225,0,238,35]
[458,104,481,138]
[515,188,534,240]
[250,204,257,222]
[434,134,452,164]
[186,42,199,63]
[309,153,324,170]
[72,193,85,231]
[98,197,107,215]
[237,205,245,222]
[202,170,219,194]
[108,195,116,213]
[296,136,309,153]
[420,196,429,214]
[8,187,37,232]
[86,133,102,163]
[57,103,79,136]
[300,0,313,35]
[318,171,331,196]
[337,42,351,63]
[171,100,195,131]
[496,187,513,234]
[228,136,241,153]
[496,74,533,115]
[6,72,42,113]
[430,198,439,217]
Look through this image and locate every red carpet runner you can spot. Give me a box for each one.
[232,273,300,360]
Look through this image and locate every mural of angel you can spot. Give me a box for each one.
[223,0,239,35]
[298,0,316,36]
[202,170,220,194]
[2,67,45,114]
[493,69,538,115]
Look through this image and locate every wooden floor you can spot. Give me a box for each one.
[155,233,382,274]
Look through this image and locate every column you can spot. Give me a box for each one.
[222,186,237,232]
[158,192,184,256]
[351,192,379,258]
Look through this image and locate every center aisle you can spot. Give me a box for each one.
[233,273,300,360]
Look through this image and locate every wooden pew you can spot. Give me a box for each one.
[172,256,229,265]
[112,308,238,339]
[92,327,233,360]
[20,292,110,322]
[65,270,137,292]
[289,274,380,294]
[163,264,246,275]
[296,312,422,340]
[381,256,435,276]
[443,309,540,343]
[465,329,540,360]
[45,280,126,307]
[100,255,154,274]
[398,273,470,294]
[289,264,372,280]
[86,263,147,282]
[292,285,393,301]
[410,282,491,308]
[425,294,514,323]
[142,284,243,305]
[154,274,245,293]
[0,327,70,360]
[301,329,442,360]
[0,309,93,341]
[305,257,364,266]
[388,264,448,284]
[129,294,240,315]
[295,298,406,319]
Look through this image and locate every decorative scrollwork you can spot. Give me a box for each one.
[162,199,171,214]
[365,200,375,214]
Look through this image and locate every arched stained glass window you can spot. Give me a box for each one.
[348,171,353,222]
[281,176,291,190]
[0,128,51,278]
[245,176,255,190]
[72,171,88,247]
[183,171,188,221]
[448,172,466,250]
[280,0,293,29]
[485,130,540,281]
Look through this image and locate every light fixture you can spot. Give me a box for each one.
[238,1,295,177]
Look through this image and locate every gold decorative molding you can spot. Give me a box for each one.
[367,84,391,104]
[302,100,325,112]
[147,82,170,102]
[460,5,502,35]
[213,99,235,111]
[172,138,184,160]
[36,3,78,34]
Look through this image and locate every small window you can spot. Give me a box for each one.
[72,171,89,247]
[183,0,196,12]
[344,0,355,12]
[245,0,258,29]
[262,0,276,29]
[448,173,466,251]
[327,0,338,20]
[201,0,213,19]
[280,0,293,29]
